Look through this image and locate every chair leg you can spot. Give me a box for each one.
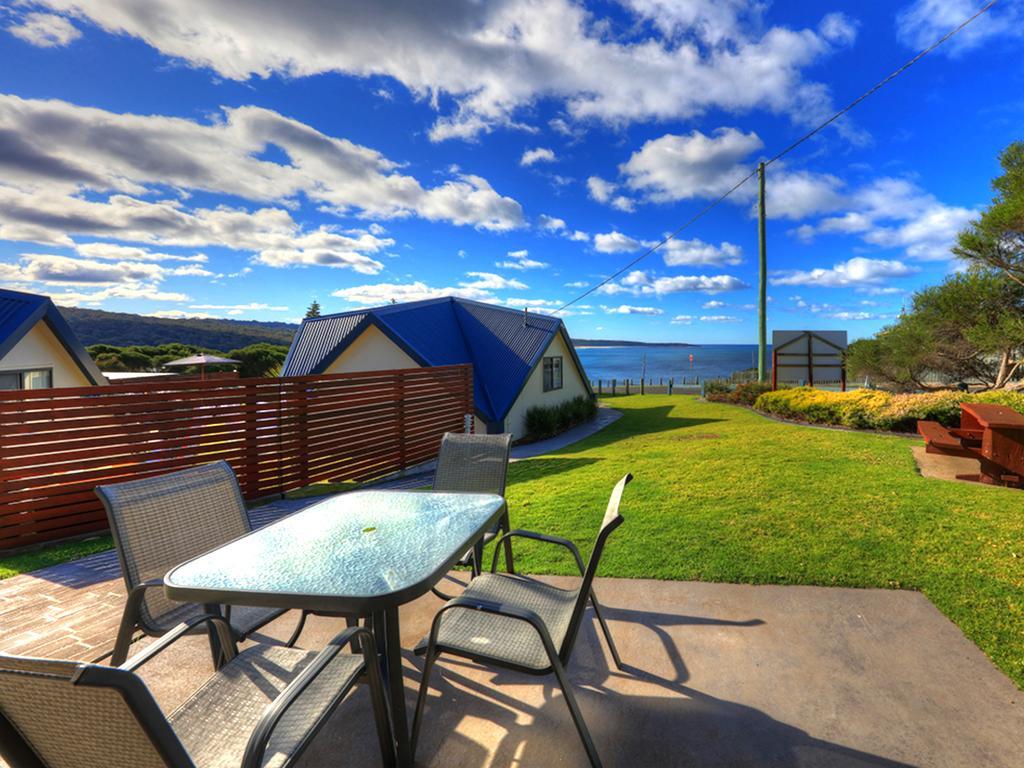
[411,647,440,760]
[285,610,309,648]
[589,589,624,671]
[548,650,603,768]
[471,539,484,578]
[499,510,515,574]
[111,605,138,667]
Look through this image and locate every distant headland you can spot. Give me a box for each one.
[573,339,699,348]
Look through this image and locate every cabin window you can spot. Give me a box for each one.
[542,356,563,392]
[0,368,52,391]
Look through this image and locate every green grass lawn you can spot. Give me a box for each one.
[498,395,1024,689]
[0,535,112,580]
[2,394,1021,688]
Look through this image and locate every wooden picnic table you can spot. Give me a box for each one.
[918,402,1024,488]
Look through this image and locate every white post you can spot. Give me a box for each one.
[464,413,473,433]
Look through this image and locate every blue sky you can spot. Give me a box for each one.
[0,0,1021,343]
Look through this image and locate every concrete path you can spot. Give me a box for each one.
[73,577,1024,768]
[510,404,621,460]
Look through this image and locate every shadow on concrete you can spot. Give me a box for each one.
[412,613,913,768]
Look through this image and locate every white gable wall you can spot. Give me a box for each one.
[324,324,420,374]
[0,319,93,388]
[503,330,589,439]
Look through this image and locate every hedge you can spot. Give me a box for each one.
[704,380,773,406]
[753,387,1024,432]
[524,395,598,440]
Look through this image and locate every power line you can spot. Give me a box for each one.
[554,0,997,314]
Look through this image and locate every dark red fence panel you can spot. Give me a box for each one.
[0,365,473,550]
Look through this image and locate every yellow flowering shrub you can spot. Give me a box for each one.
[753,387,1024,432]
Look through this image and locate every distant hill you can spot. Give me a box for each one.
[573,338,698,347]
[59,306,299,349]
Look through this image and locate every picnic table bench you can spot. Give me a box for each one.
[918,402,1024,488]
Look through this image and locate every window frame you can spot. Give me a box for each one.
[0,367,53,391]
[542,356,563,392]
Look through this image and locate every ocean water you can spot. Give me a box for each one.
[574,344,768,383]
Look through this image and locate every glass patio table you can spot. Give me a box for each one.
[165,489,507,768]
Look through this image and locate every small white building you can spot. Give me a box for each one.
[0,288,107,390]
[281,297,592,438]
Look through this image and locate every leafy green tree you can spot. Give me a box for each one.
[847,271,1024,390]
[228,343,289,378]
[954,141,1024,286]
[305,300,321,318]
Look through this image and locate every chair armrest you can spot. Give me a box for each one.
[110,578,167,666]
[120,613,236,672]
[241,626,382,768]
[490,529,585,575]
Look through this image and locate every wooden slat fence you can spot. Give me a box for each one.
[0,365,473,551]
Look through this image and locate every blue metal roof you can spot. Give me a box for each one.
[0,288,107,385]
[282,297,590,426]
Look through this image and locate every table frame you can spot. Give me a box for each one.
[164,491,509,767]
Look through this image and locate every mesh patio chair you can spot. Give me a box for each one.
[431,432,514,593]
[412,474,632,768]
[96,461,323,666]
[0,614,395,768]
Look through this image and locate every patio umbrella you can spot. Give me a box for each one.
[163,353,240,380]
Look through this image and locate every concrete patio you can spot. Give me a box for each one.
[1,541,1021,766]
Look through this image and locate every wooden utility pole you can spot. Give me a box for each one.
[757,161,768,383]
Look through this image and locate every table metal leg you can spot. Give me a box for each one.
[500,507,515,574]
[373,608,413,767]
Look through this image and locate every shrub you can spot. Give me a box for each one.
[703,380,773,406]
[752,387,1024,432]
[524,395,597,440]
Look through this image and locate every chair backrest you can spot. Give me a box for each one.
[560,473,632,663]
[0,654,193,768]
[432,432,512,496]
[95,461,251,634]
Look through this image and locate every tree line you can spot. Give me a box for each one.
[847,141,1024,392]
[89,342,289,378]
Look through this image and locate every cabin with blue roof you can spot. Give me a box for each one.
[282,297,592,437]
[0,288,106,390]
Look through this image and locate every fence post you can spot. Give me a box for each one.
[668,379,673,395]
[626,379,630,395]
[640,377,645,395]
[397,372,407,471]
[598,379,602,395]
[612,378,616,396]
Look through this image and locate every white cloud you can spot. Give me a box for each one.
[569,230,590,242]
[594,231,645,254]
[521,147,556,167]
[497,248,549,270]
[895,0,1022,55]
[600,271,749,296]
[462,271,528,290]
[586,176,635,212]
[48,285,191,305]
[700,314,742,323]
[619,128,844,219]
[602,304,664,316]
[793,177,976,261]
[7,12,80,47]
[703,300,726,309]
[7,253,166,285]
[332,281,494,305]
[0,95,524,235]
[538,214,565,231]
[75,243,207,263]
[146,310,219,319]
[662,238,742,267]
[253,228,391,273]
[771,257,916,287]
[671,315,694,324]
[505,297,561,308]
[29,1,855,140]
[190,302,289,311]
[564,280,588,288]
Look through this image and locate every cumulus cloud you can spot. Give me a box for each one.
[74,243,207,263]
[538,214,566,231]
[662,237,742,267]
[586,176,635,212]
[7,12,80,47]
[497,249,548,270]
[600,270,749,296]
[332,281,491,305]
[602,304,664,316]
[146,310,220,319]
[671,315,694,324]
[27,1,855,140]
[700,314,742,323]
[521,147,556,167]
[703,300,726,309]
[189,302,288,311]
[0,95,524,238]
[462,271,528,290]
[792,177,976,261]
[594,231,645,254]
[771,256,916,287]
[618,127,844,219]
[895,0,1022,55]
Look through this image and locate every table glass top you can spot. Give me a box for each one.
[165,490,504,603]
